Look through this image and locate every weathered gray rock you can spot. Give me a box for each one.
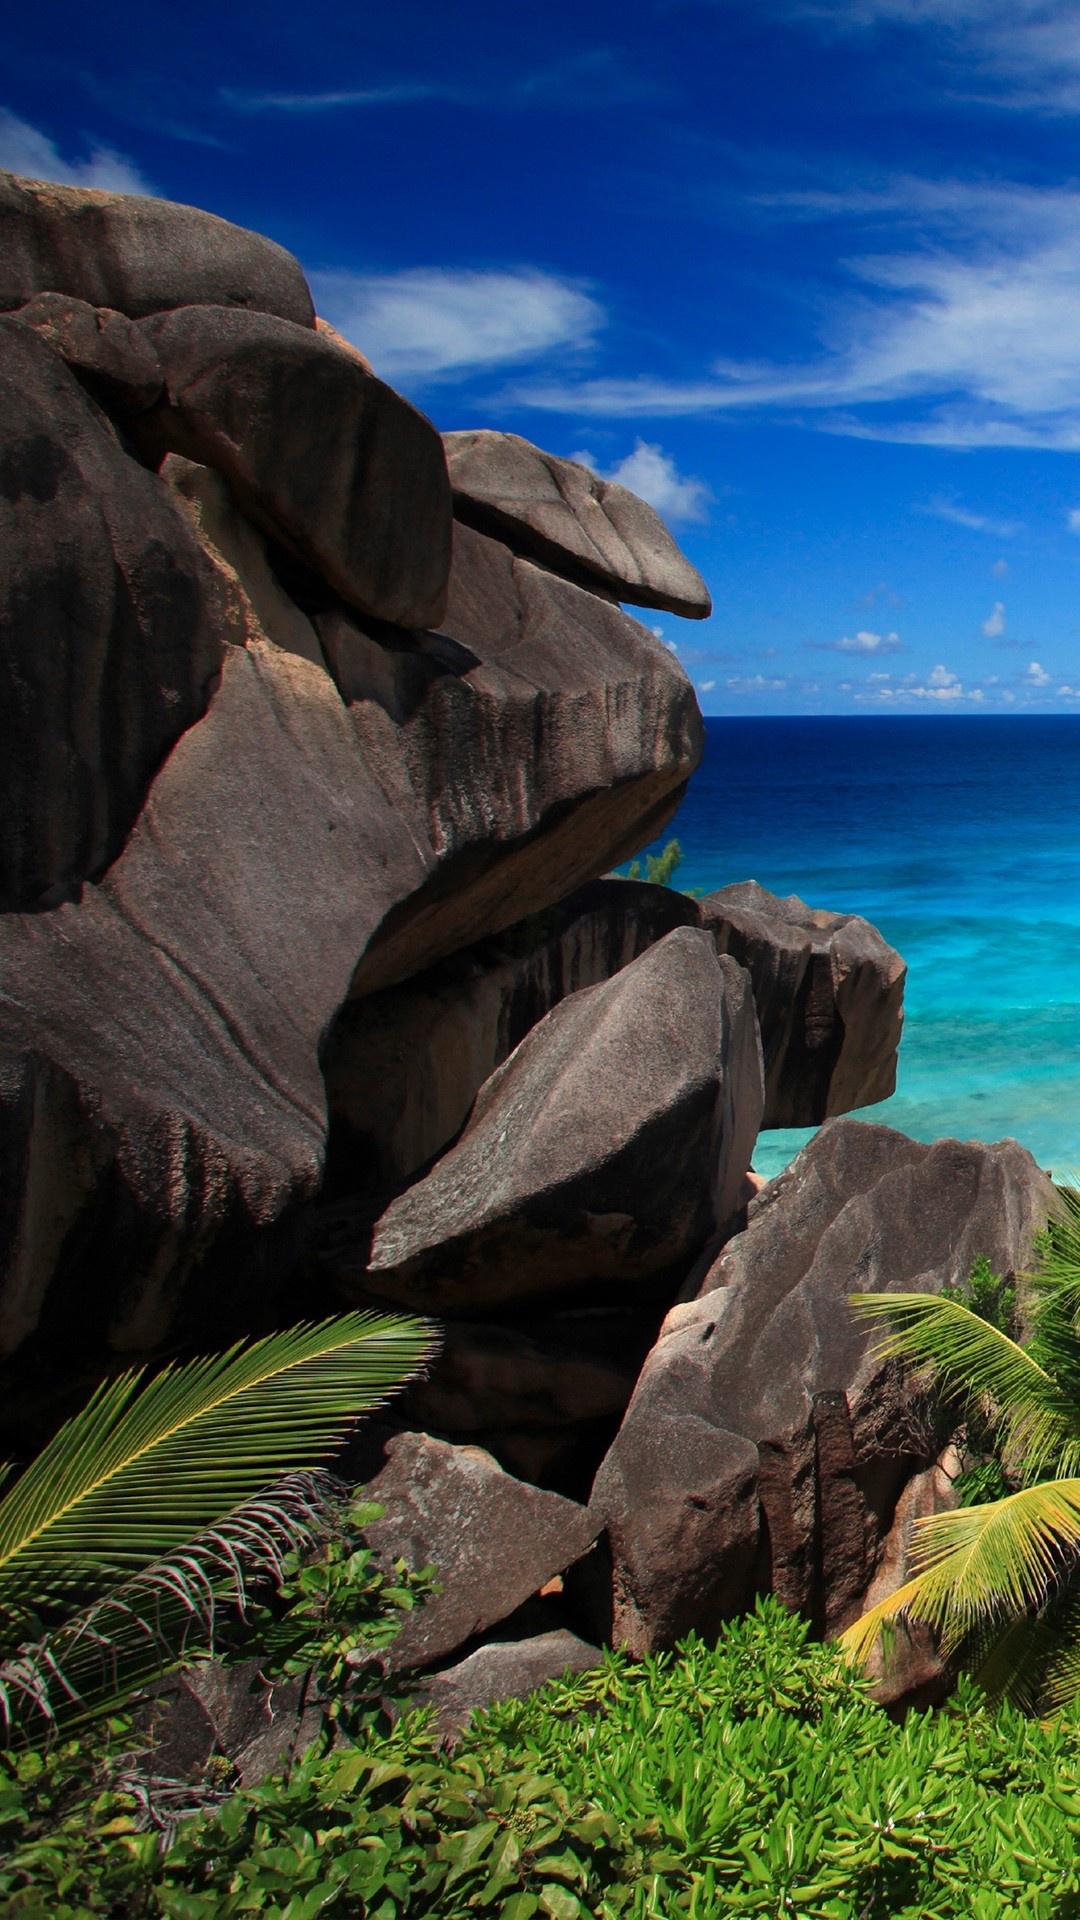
[322,878,700,1199]
[412,1631,602,1742]
[444,429,711,619]
[701,882,906,1129]
[345,930,763,1313]
[361,1432,601,1668]
[11,292,163,410]
[593,1117,1062,1654]
[0,316,226,912]
[342,522,703,996]
[402,1314,646,1440]
[134,306,453,631]
[0,172,315,325]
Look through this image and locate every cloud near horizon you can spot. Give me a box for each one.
[309,266,604,381]
[0,108,151,194]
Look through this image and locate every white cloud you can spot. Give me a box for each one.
[992,557,1009,575]
[982,601,1006,636]
[310,267,604,381]
[829,628,902,652]
[724,673,791,692]
[1068,507,1080,531]
[929,663,959,685]
[513,173,1080,448]
[1028,659,1052,683]
[0,107,150,193]
[699,679,716,691]
[601,441,711,524]
[783,2,1080,115]
[920,496,1021,535]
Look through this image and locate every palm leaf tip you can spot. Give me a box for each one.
[0,1310,440,1615]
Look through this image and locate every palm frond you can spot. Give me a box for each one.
[841,1479,1080,1667]
[0,1470,344,1741]
[0,1311,438,1616]
[849,1292,1079,1476]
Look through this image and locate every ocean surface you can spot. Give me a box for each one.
[654,716,1080,1182]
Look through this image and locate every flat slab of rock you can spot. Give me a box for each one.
[347,929,763,1313]
[0,316,226,910]
[322,877,700,1199]
[135,306,452,631]
[361,1432,601,1668]
[411,1631,601,1742]
[593,1117,1062,1654]
[0,171,315,325]
[444,430,711,619]
[700,882,905,1128]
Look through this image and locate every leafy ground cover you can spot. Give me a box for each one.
[6,1597,1080,1919]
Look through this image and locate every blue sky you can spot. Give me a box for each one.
[13,1,1080,713]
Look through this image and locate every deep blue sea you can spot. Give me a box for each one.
[656,717,1080,1182]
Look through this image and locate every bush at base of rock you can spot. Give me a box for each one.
[9,1599,1080,1919]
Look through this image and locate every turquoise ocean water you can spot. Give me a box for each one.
[659,717,1080,1182]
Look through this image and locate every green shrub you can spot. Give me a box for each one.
[9,1597,1080,1918]
[621,838,683,888]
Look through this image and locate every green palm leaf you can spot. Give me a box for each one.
[850,1291,1080,1476]
[840,1479,1080,1666]
[0,1311,438,1618]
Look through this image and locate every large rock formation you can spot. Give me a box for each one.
[444,429,712,619]
[339,931,763,1314]
[593,1118,1061,1654]
[700,882,905,1128]
[0,171,315,324]
[0,175,703,1380]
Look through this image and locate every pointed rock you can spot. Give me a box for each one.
[444,430,711,618]
[345,929,763,1313]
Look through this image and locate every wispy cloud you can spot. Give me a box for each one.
[223,83,448,112]
[309,266,604,381]
[982,600,1006,635]
[816,628,903,652]
[571,440,711,523]
[0,107,151,193]
[511,174,1080,448]
[224,49,656,116]
[781,2,1080,116]
[919,495,1022,535]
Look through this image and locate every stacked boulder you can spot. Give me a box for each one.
[0,173,1060,1738]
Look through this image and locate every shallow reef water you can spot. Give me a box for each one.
[662,714,1080,1181]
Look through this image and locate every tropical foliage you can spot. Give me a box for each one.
[841,1196,1080,1709]
[621,837,683,888]
[6,1598,1080,1918]
[0,1310,438,1739]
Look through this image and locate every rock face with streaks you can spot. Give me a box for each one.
[321,876,700,1201]
[592,1118,1061,1654]
[444,429,712,618]
[0,172,706,1398]
[337,931,763,1316]
[700,882,906,1129]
